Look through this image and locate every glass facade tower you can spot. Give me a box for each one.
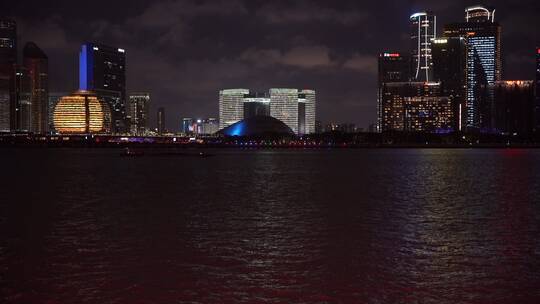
[23,42,48,134]
[0,19,17,131]
[79,43,127,134]
[129,93,150,136]
[410,12,436,82]
[444,6,501,130]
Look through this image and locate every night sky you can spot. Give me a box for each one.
[2,0,539,130]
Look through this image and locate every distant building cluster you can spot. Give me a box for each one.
[0,20,48,133]
[0,19,153,136]
[378,5,540,136]
[219,88,316,135]
[181,118,219,135]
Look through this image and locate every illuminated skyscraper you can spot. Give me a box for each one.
[79,43,127,134]
[270,88,300,134]
[410,12,436,82]
[0,19,17,131]
[377,52,411,132]
[23,42,48,134]
[14,65,31,132]
[432,37,467,131]
[157,107,165,135]
[129,93,150,136]
[444,5,501,130]
[219,89,249,130]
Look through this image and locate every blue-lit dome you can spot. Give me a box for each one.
[219,116,294,137]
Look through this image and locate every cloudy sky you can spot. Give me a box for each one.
[2,0,539,130]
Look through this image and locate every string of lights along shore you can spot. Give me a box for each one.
[1,4,540,138]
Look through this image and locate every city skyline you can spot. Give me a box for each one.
[1,0,539,130]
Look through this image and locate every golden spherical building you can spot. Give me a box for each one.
[53,90,111,134]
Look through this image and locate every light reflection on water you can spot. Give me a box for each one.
[0,148,539,303]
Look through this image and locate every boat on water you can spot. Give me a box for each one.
[120,148,144,157]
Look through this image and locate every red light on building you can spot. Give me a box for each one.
[382,53,401,58]
[537,48,540,54]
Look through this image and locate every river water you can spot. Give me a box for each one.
[1,148,539,303]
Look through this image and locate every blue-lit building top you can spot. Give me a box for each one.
[79,43,127,133]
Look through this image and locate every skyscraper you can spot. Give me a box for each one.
[535,47,540,132]
[410,12,436,82]
[432,37,467,131]
[129,93,150,136]
[377,52,411,132]
[157,107,165,135]
[444,5,501,130]
[0,19,17,132]
[219,89,249,130]
[14,65,31,132]
[270,88,300,134]
[23,42,48,134]
[79,43,127,134]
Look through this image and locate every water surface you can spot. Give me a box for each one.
[1,148,539,303]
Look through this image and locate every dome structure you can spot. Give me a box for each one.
[219,116,294,137]
[53,90,111,134]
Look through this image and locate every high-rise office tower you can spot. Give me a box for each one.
[432,37,467,131]
[157,107,165,135]
[14,65,31,132]
[0,19,17,132]
[219,89,249,130]
[377,52,411,132]
[535,47,540,132]
[444,5,501,130]
[79,43,127,134]
[270,88,300,134]
[129,93,150,136]
[410,12,436,82]
[23,42,48,134]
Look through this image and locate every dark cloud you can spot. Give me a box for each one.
[2,0,539,130]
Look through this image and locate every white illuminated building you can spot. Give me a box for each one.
[218,88,316,135]
[410,11,436,82]
[219,89,249,130]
